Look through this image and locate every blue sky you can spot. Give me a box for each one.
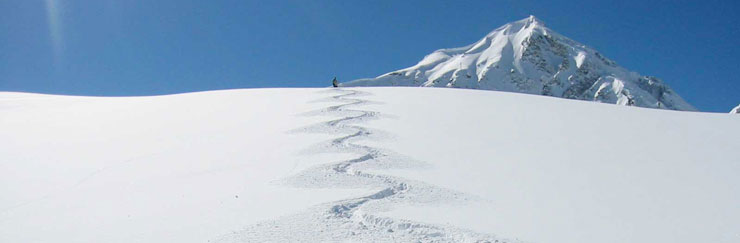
[1,0,738,112]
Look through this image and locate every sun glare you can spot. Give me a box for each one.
[45,0,62,62]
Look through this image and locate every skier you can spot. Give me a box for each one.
[332,77,339,88]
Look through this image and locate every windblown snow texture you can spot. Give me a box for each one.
[342,16,695,111]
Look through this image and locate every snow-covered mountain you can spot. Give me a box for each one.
[731,104,740,113]
[343,16,695,111]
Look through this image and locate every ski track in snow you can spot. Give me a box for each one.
[215,89,521,243]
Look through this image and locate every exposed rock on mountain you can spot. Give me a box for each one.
[343,16,695,111]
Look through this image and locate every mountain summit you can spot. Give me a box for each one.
[342,16,695,111]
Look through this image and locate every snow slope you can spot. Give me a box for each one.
[343,16,695,111]
[0,90,375,242]
[1,87,738,243]
[731,104,740,113]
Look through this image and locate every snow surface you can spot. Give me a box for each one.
[342,16,696,111]
[1,87,738,243]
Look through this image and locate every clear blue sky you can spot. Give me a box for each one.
[1,0,738,112]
